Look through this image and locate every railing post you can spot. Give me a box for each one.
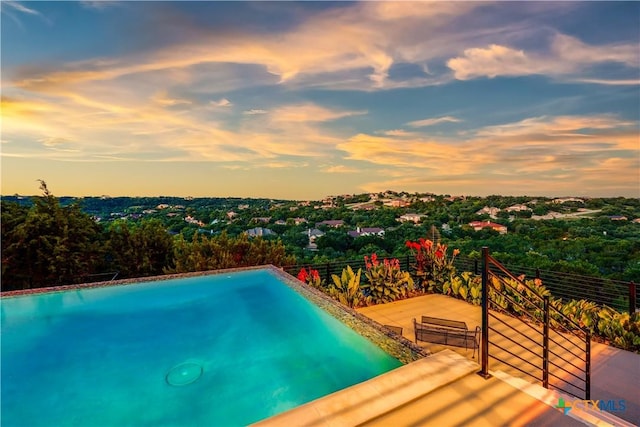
[474,259,478,275]
[405,254,410,272]
[542,295,550,389]
[325,263,331,283]
[586,331,591,400]
[629,281,636,315]
[479,246,491,379]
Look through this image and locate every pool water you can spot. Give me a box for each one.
[1,269,402,426]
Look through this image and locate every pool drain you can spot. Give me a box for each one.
[166,362,203,386]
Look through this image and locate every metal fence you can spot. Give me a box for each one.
[284,254,638,315]
[479,247,590,399]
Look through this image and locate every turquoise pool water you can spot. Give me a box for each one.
[1,269,402,426]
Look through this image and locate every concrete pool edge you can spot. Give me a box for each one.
[252,349,478,427]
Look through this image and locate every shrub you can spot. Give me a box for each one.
[297,267,323,289]
[405,238,459,292]
[361,253,414,304]
[329,265,368,308]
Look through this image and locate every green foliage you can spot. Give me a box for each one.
[1,181,104,290]
[444,271,481,305]
[329,265,368,308]
[361,254,414,304]
[105,219,175,278]
[168,231,296,273]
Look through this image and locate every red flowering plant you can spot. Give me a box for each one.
[297,267,323,289]
[405,238,459,292]
[361,253,414,304]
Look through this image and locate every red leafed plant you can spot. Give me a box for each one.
[405,238,459,292]
[361,253,414,304]
[297,267,323,289]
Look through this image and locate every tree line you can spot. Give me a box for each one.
[1,182,294,292]
[2,184,638,291]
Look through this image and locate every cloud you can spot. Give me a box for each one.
[38,137,70,147]
[447,34,639,83]
[270,104,366,123]
[379,129,416,137]
[80,1,120,10]
[152,93,192,107]
[7,2,485,93]
[407,116,461,128]
[211,98,232,107]
[243,109,268,115]
[1,1,51,28]
[324,165,359,174]
[338,114,639,193]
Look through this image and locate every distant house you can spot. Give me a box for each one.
[398,213,426,224]
[185,215,205,227]
[476,206,501,218]
[274,220,287,225]
[384,199,410,208]
[292,217,308,225]
[468,221,507,234]
[238,204,250,210]
[505,204,531,213]
[156,204,170,210]
[305,228,325,240]
[350,203,377,211]
[552,198,584,204]
[245,227,276,237]
[609,215,628,221]
[252,217,271,224]
[632,218,640,224]
[531,211,563,220]
[316,220,345,228]
[227,211,238,219]
[348,227,385,238]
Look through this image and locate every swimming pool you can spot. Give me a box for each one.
[1,267,418,426]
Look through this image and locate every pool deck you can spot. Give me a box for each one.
[359,294,640,426]
[256,294,639,427]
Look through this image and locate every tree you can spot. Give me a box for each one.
[1,181,103,290]
[105,219,175,278]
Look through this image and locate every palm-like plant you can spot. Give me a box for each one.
[329,265,367,308]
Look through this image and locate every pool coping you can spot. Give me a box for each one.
[1,265,428,364]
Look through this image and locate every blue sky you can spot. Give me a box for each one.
[2,1,639,199]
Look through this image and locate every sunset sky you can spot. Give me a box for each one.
[2,1,639,200]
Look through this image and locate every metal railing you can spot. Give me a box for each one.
[285,254,638,314]
[479,247,591,399]
[475,260,637,315]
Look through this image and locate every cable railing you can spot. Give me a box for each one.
[479,247,590,399]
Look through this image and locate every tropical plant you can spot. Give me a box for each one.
[405,238,459,292]
[329,265,368,308]
[297,267,323,289]
[361,253,414,304]
[444,271,482,305]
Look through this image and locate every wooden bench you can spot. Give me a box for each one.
[383,325,403,336]
[413,316,480,358]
